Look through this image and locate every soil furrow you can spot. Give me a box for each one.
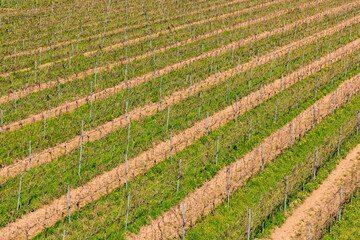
[1,10,354,179]
[270,144,360,239]
[130,66,360,240]
[1,0,346,132]
[0,0,294,103]
[0,19,358,240]
[1,0,288,78]
[2,0,266,60]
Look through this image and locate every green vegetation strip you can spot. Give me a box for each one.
[185,69,360,240]
[26,43,360,239]
[0,7,352,166]
[0,0,311,98]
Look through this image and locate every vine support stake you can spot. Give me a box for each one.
[67,185,71,223]
[125,191,131,231]
[1,110,3,132]
[78,120,84,176]
[206,112,209,134]
[339,185,343,221]
[333,92,336,115]
[127,123,131,155]
[166,106,170,132]
[313,148,318,180]
[182,202,185,239]
[247,209,251,240]
[262,143,265,171]
[125,154,128,190]
[216,136,219,166]
[177,159,182,193]
[248,117,252,142]
[284,176,288,212]
[14,91,17,113]
[227,167,231,206]
[274,100,278,124]
[90,81,93,121]
[337,127,342,156]
[170,131,173,160]
[17,174,23,211]
[235,96,238,122]
[44,113,46,139]
[308,222,311,240]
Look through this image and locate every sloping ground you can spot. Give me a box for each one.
[271,144,360,239]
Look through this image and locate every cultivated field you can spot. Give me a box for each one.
[1,0,360,239]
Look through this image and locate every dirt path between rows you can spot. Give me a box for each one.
[129,63,360,240]
[271,144,360,239]
[1,0,345,133]
[1,10,354,180]
[0,0,293,105]
[1,17,359,239]
[2,0,261,60]
[3,0,233,46]
[2,0,287,78]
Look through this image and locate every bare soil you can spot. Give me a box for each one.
[271,144,360,239]
[1,19,359,239]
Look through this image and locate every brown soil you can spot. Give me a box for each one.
[270,145,360,239]
[128,69,360,240]
[1,10,353,180]
[3,0,230,46]
[1,0,343,133]
[0,0,324,105]
[0,18,359,239]
[2,0,259,60]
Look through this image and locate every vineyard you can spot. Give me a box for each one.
[1,0,360,239]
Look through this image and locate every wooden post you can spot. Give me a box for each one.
[308,222,311,240]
